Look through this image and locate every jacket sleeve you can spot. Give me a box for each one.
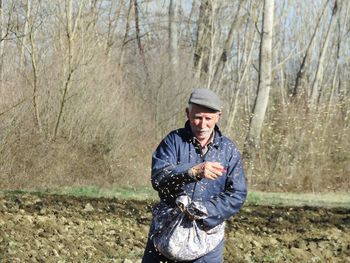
[195,150,247,229]
[151,133,197,195]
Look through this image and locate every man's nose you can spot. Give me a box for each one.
[199,119,206,128]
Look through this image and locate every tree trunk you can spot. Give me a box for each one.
[53,0,85,139]
[244,0,274,156]
[310,0,337,109]
[29,17,42,132]
[168,0,178,67]
[291,0,329,99]
[118,0,133,67]
[105,0,125,57]
[194,0,212,82]
[0,0,4,88]
[209,1,244,90]
[133,0,148,79]
[19,0,32,70]
[226,28,258,131]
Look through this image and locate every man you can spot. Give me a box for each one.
[142,88,247,262]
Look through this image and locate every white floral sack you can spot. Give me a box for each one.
[152,195,225,261]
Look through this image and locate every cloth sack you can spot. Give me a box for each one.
[152,195,225,261]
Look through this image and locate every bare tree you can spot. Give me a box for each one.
[209,1,244,90]
[193,0,212,82]
[244,0,274,156]
[28,0,41,132]
[19,0,31,70]
[226,20,259,131]
[105,0,125,57]
[168,0,178,68]
[291,0,330,99]
[310,0,338,108]
[118,0,132,67]
[133,0,148,78]
[53,0,85,138]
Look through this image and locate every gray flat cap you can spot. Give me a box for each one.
[188,88,222,111]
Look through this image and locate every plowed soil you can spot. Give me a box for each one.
[0,193,349,262]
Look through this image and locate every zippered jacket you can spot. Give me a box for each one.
[151,121,247,230]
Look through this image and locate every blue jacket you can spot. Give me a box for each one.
[151,121,247,229]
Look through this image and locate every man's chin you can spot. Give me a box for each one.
[195,133,209,141]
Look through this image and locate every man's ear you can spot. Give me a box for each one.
[186,108,190,119]
[218,111,222,119]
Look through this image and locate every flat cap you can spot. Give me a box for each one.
[188,88,222,112]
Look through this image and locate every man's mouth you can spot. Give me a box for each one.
[196,130,209,135]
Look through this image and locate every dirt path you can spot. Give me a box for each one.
[0,193,349,262]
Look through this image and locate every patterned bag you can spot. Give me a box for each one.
[151,195,225,261]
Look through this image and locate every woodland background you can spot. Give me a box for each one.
[0,0,349,193]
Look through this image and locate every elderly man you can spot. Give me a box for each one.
[142,88,247,263]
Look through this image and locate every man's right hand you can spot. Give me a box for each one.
[190,162,225,180]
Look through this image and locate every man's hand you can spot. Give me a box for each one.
[190,162,226,180]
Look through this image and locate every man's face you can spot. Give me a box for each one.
[186,104,221,142]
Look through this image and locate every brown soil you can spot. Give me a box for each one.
[0,193,349,263]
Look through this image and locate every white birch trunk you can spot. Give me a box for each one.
[168,0,178,67]
[245,0,274,152]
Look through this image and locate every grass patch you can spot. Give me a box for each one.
[1,187,349,208]
[247,191,350,208]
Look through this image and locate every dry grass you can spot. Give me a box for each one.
[0,63,349,192]
[246,101,350,192]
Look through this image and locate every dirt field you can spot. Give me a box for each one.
[0,193,349,263]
